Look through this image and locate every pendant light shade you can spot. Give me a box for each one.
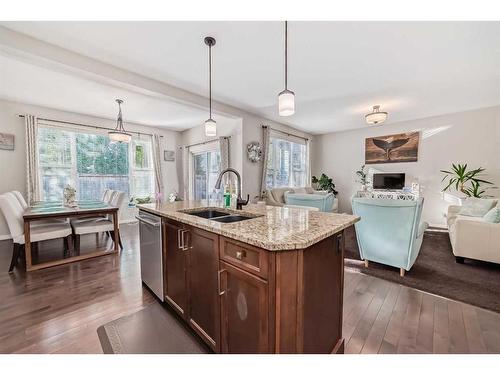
[365,105,388,125]
[108,99,131,143]
[278,89,295,117]
[278,21,295,117]
[204,36,217,137]
[205,118,217,137]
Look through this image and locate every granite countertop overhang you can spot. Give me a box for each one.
[137,201,360,251]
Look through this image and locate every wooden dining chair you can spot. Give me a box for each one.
[0,193,73,272]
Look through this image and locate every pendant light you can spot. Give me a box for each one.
[108,99,132,143]
[204,36,217,137]
[365,105,388,125]
[278,21,295,116]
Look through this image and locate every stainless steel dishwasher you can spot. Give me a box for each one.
[137,210,164,301]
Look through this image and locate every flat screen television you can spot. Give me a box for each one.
[372,173,405,190]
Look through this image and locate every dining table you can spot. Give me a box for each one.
[22,200,120,271]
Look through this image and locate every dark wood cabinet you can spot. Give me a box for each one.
[163,219,188,317]
[186,226,220,352]
[160,215,346,354]
[219,261,270,353]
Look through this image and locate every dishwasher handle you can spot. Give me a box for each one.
[136,215,161,227]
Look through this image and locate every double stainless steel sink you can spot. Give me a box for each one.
[183,209,258,223]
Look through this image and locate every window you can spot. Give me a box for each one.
[76,132,129,201]
[266,135,308,189]
[130,139,154,199]
[37,124,154,201]
[189,144,221,201]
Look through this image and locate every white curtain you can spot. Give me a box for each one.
[25,115,40,204]
[306,138,312,187]
[151,134,164,199]
[219,136,230,185]
[182,146,190,200]
[259,125,271,198]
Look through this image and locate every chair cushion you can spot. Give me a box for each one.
[270,188,294,204]
[13,223,72,245]
[483,206,500,223]
[459,197,497,217]
[72,218,114,235]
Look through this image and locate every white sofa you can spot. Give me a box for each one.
[447,203,500,264]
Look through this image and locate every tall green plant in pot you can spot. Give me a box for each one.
[440,163,494,198]
[311,173,338,196]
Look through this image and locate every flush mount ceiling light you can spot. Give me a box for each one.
[365,105,388,125]
[108,99,132,143]
[278,21,295,117]
[204,36,217,137]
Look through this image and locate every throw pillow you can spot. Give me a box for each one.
[459,197,497,217]
[483,206,500,223]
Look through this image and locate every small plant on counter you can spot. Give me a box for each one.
[440,163,495,198]
[312,173,338,196]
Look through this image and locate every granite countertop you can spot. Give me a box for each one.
[137,201,360,251]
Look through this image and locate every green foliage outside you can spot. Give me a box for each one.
[76,134,129,175]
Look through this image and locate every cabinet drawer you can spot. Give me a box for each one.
[219,237,269,279]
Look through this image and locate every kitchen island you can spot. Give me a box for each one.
[137,201,359,354]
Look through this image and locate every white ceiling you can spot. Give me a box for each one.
[0,53,213,130]
[3,21,500,134]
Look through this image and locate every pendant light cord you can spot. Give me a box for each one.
[209,43,212,119]
[284,20,288,90]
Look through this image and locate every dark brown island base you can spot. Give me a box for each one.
[138,202,359,354]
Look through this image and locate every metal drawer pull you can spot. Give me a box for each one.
[235,250,246,260]
[177,229,183,250]
[182,230,189,251]
[218,269,227,296]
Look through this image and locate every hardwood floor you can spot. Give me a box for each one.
[0,224,499,353]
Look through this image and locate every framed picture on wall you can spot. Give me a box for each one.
[0,132,14,151]
[164,150,175,161]
[365,132,419,164]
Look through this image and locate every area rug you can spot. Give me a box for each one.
[344,226,500,313]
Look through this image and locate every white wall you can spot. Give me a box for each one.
[312,105,500,227]
[180,114,314,201]
[0,99,182,238]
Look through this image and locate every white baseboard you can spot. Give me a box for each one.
[0,234,12,241]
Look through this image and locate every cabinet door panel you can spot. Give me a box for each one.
[164,219,187,317]
[220,261,269,353]
[187,226,220,351]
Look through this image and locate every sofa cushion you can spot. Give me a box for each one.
[458,197,497,217]
[483,206,500,223]
[293,187,308,194]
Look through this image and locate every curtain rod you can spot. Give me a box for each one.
[262,125,310,142]
[179,136,231,149]
[18,114,164,138]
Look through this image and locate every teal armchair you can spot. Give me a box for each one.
[351,197,428,276]
[286,193,336,212]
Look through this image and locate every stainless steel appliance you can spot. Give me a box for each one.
[137,210,163,301]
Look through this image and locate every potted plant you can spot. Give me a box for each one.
[440,163,495,198]
[355,165,368,191]
[311,173,338,196]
